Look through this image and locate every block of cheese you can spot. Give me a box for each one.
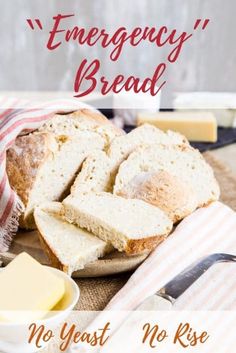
[0,252,65,322]
[137,112,217,142]
[174,92,236,127]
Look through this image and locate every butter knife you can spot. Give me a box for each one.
[137,253,236,310]
[66,253,236,353]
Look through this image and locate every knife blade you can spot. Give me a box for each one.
[137,253,236,310]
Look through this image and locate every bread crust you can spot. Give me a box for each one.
[125,232,169,255]
[37,228,69,273]
[71,109,110,125]
[72,109,125,134]
[34,202,69,272]
[118,171,198,223]
[51,109,125,136]
[6,132,58,228]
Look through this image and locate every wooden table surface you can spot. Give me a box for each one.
[211,144,236,174]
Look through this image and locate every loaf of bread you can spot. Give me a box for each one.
[71,124,188,196]
[34,202,112,275]
[62,192,173,255]
[7,109,221,263]
[7,110,123,229]
[114,144,220,216]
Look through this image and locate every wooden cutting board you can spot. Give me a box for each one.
[0,230,148,277]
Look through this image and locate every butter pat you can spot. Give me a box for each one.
[137,112,217,142]
[0,252,65,322]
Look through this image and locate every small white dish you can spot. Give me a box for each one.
[0,266,80,353]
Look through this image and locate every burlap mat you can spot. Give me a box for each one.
[75,151,236,311]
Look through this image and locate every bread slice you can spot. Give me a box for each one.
[62,192,173,255]
[34,202,112,275]
[117,171,198,223]
[71,124,188,196]
[7,110,124,229]
[108,123,189,161]
[114,144,220,213]
[71,151,115,194]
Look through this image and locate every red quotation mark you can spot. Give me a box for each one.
[26,19,43,30]
[194,19,210,30]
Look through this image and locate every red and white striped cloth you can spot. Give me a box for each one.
[0,96,96,252]
[106,201,236,311]
[67,201,236,353]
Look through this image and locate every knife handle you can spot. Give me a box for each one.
[157,253,236,301]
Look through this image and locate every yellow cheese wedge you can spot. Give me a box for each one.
[0,252,65,322]
[137,112,217,142]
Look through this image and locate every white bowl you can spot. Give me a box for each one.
[0,266,80,353]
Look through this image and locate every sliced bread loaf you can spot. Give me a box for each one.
[34,202,112,275]
[114,144,220,212]
[62,192,173,255]
[7,110,123,229]
[71,124,188,196]
[7,130,105,229]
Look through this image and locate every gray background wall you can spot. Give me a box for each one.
[0,0,235,101]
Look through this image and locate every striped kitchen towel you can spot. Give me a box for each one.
[67,201,236,353]
[0,96,96,252]
[106,201,236,310]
